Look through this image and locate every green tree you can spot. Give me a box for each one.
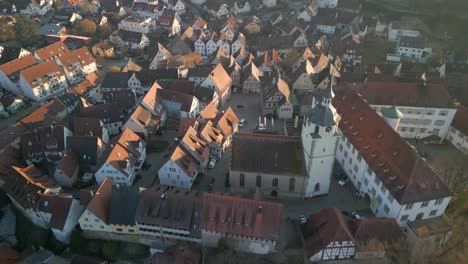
[73,19,97,37]
[97,23,113,38]
[0,24,15,42]
[13,14,40,47]
[102,240,120,260]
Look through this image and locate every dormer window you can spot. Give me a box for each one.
[371,152,378,158]
[364,144,370,149]
[378,162,384,167]
[384,168,390,173]
[377,133,383,139]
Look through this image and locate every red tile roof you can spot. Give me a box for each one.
[217,107,239,137]
[35,41,70,61]
[180,126,209,162]
[199,102,219,122]
[0,54,38,76]
[303,208,354,258]
[348,218,404,246]
[201,193,283,241]
[56,150,79,177]
[20,59,65,89]
[0,244,20,264]
[332,90,452,204]
[176,117,198,138]
[208,64,232,94]
[19,99,67,129]
[169,146,198,177]
[38,193,74,230]
[58,46,95,70]
[451,105,468,135]
[87,177,113,223]
[12,165,58,190]
[356,81,455,109]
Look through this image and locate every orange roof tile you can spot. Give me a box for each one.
[0,54,38,76]
[35,41,70,61]
[58,47,95,70]
[87,177,113,223]
[199,102,219,122]
[217,107,239,136]
[208,64,232,94]
[20,60,64,89]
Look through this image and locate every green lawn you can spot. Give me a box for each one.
[362,39,395,64]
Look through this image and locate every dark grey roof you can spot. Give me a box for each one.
[0,46,26,64]
[308,104,336,127]
[67,136,100,168]
[57,92,80,107]
[101,72,130,89]
[102,90,137,110]
[109,185,140,226]
[193,85,214,104]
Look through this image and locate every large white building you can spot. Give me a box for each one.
[396,37,432,60]
[333,90,453,226]
[446,105,468,154]
[354,80,456,139]
[118,16,155,34]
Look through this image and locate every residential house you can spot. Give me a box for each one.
[78,177,114,233]
[334,90,453,225]
[188,65,216,84]
[157,13,181,37]
[109,185,140,234]
[19,98,68,129]
[158,146,199,189]
[198,102,219,123]
[135,186,202,242]
[298,2,318,22]
[95,128,146,186]
[315,9,338,34]
[165,0,186,14]
[216,107,239,148]
[446,105,468,154]
[303,208,403,262]
[68,136,106,177]
[200,64,232,105]
[17,0,52,16]
[240,63,263,93]
[395,37,432,61]
[205,0,230,20]
[1,164,83,243]
[230,133,308,198]
[56,92,81,114]
[149,43,173,69]
[243,16,262,34]
[56,47,97,85]
[199,121,224,159]
[76,103,124,135]
[102,90,138,114]
[128,69,178,95]
[255,49,282,74]
[292,31,309,48]
[0,46,31,65]
[262,76,293,119]
[118,16,155,34]
[121,58,144,72]
[100,72,130,92]
[110,30,150,50]
[317,0,338,8]
[158,86,200,119]
[123,105,161,140]
[200,192,283,254]
[73,117,110,144]
[291,54,335,94]
[141,83,168,126]
[179,127,210,172]
[192,17,207,31]
[34,41,71,62]
[387,22,420,42]
[54,150,79,188]
[19,60,69,101]
[20,124,73,164]
[92,40,115,58]
[0,54,38,94]
[232,1,251,15]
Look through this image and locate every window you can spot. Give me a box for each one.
[384,204,390,214]
[314,183,320,192]
[353,165,358,172]
[374,176,380,186]
[380,184,387,194]
[344,151,348,158]
[367,167,372,175]
[421,201,429,208]
[357,155,362,162]
[256,175,262,187]
[434,198,443,205]
[346,142,351,148]
[116,228,123,232]
[240,173,245,187]
[387,193,394,203]
[405,203,413,210]
[85,218,89,222]
[434,120,445,126]
[401,215,409,222]
[429,210,437,216]
[377,195,383,205]
[289,178,295,192]
[339,144,343,152]
[439,110,448,116]
[371,188,376,196]
[272,178,278,187]
[363,178,369,186]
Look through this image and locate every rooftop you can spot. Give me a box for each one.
[231,133,307,176]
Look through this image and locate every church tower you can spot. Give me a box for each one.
[301,77,340,197]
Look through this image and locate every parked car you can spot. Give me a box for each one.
[299,215,308,224]
[208,159,216,169]
[351,211,361,219]
[338,176,349,186]
[257,123,266,131]
[265,113,276,118]
[239,119,247,127]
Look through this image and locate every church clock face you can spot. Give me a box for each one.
[326,127,332,132]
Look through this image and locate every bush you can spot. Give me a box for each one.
[216,238,229,254]
[102,240,120,260]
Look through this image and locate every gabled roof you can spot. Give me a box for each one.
[109,185,139,226]
[34,41,70,61]
[20,59,64,89]
[217,107,239,136]
[158,88,196,112]
[19,99,67,129]
[87,177,113,223]
[176,117,198,138]
[0,54,37,76]
[116,128,145,159]
[73,117,103,138]
[141,83,165,117]
[77,103,122,124]
[201,192,283,241]
[357,81,455,109]
[38,193,74,230]
[180,126,209,162]
[57,47,95,70]
[348,218,404,246]
[169,146,198,177]
[451,105,468,135]
[56,150,79,177]
[101,72,130,89]
[12,164,59,190]
[207,64,232,94]
[104,143,137,177]
[303,208,354,258]
[333,90,453,204]
[199,121,223,146]
[199,102,219,122]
